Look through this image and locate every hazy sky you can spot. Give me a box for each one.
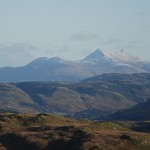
[0,0,150,66]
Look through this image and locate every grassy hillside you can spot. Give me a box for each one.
[0,113,150,150]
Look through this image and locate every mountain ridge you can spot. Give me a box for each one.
[0,49,149,82]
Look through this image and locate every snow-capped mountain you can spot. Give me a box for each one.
[82,49,143,63]
[80,49,148,74]
[0,49,149,82]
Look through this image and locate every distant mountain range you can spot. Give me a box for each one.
[0,73,150,121]
[0,49,150,82]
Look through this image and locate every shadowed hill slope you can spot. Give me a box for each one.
[0,83,40,113]
[110,100,150,121]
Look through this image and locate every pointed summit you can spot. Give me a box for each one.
[83,49,108,62]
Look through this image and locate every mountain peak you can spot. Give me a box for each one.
[83,49,108,62]
[94,48,104,52]
[91,48,105,55]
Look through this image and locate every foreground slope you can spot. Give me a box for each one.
[0,113,150,150]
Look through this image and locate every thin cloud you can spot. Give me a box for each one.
[0,43,38,67]
[45,45,71,59]
[69,31,98,41]
[109,40,143,52]
[121,40,143,49]
[0,43,37,54]
[103,37,123,45]
[102,37,142,49]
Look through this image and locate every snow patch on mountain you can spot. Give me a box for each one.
[82,49,144,63]
[108,50,142,63]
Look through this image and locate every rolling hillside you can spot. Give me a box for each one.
[0,73,149,120]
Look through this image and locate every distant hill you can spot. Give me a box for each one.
[82,72,150,84]
[0,49,150,82]
[110,100,150,121]
[0,83,40,113]
[14,81,134,114]
[0,73,149,119]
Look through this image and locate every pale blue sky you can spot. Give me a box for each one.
[0,0,150,66]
